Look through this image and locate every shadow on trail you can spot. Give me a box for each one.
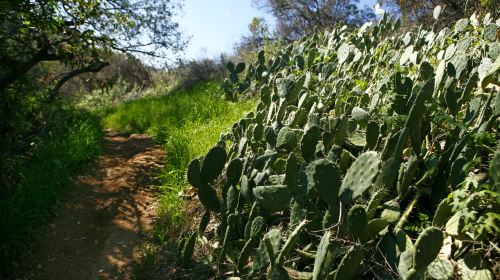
[17,130,165,280]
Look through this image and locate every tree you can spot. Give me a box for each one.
[252,0,375,40]
[235,17,274,56]
[379,0,498,27]
[247,17,273,48]
[0,0,187,97]
[0,0,186,198]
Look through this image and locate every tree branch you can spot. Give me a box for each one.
[0,46,62,92]
[47,61,110,102]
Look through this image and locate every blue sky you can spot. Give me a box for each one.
[178,0,377,60]
[177,0,274,60]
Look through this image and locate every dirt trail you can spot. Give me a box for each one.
[19,130,165,279]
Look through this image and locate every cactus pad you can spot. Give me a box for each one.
[306,159,341,205]
[276,127,299,152]
[339,151,381,203]
[284,153,300,196]
[414,227,443,269]
[366,121,379,149]
[267,266,290,280]
[301,126,322,162]
[427,257,454,280]
[187,158,202,188]
[347,205,367,239]
[181,232,197,267]
[197,185,220,212]
[226,158,243,186]
[253,185,291,213]
[333,245,365,280]
[313,230,331,280]
[198,210,210,234]
[490,151,500,186]
[201,146,227,185]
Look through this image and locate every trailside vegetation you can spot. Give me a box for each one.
[0,108,103,273]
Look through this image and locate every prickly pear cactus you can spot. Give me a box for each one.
[187,158,202,189]
[414,227,444,269]
[339,151,380,203]
[198,210,210,234]
[347,205,367,239]
[253,185,291,213]
[312,230,330,280]
[306,159,341,205]
[332,245,365,280]
[226,158,243,186]
[185,9,499,279]
[490,151,500,186]
[267,266,290,280]
[200,145,227,185]
[197,184,220,212]
[427,257,454,280]
[276,127,299,152]
[181,232,197,268]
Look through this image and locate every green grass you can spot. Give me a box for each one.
[103,80,255,241]
[103,80,255,278]
[0,109,103,275]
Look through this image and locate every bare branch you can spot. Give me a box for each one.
[47,61,110,102]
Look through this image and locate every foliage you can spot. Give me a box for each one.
[380,0,498,27]
[69,55,235,110]
[0,108,102,276]
[221,61,249,101]
[236,17,276,61]
[0,0,185,97]
[185,10,499,279]
[72,78,148,110]
[0,0,185,206]
[170,57,228,90]
[252,0,375,40]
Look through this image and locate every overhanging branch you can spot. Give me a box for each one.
[47,61,110,102]
[0,46,61,92]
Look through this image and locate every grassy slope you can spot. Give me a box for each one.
[102,81,255,247]
[0,109,103,274]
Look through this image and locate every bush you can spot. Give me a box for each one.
[155,55,226,89]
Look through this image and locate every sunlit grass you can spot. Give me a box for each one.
[103,80,255,246]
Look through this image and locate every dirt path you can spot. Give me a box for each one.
[19,130,165,279]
